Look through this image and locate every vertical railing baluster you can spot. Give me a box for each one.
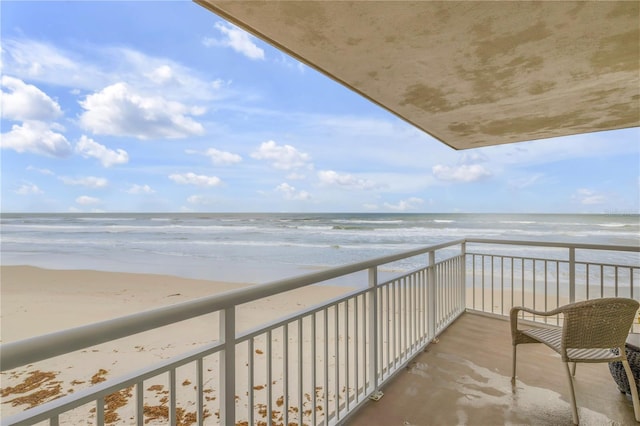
[97,396,105,426]
[264,328,273,426]
[403,276,408,359]
[267,329,273,426]
[197,359,203,426]
[421,268,426,342]
[442,263,446,319]
[569,247,576,303]
[445,262,449,319]
[283,324,289,426]
[490,255,495,314]
[443,262,447,319]
[353,297,358,406]
[323,308,329,423]
[334,305,339,421]
[411,273,416,350]
[586,263,591,300]
[520,258,525,319]
[532,259,536,318]
[428,251,436,340]
[510,257,514,313]
[554,260,560,325]
[297,320,303,426]
[248,339,254,426]
[481,254,486,312]
[543,261,547,323]
[170,369,177,426]
[461,242,466,312]
[392,280,397,368]
[344,299,349,412]
[137,381,144,426]
[500,256,504,316]
[312,312,317,426]
[472,253,476,310]
[220,307,235,426]
[385,282,389,376]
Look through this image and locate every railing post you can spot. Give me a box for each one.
[569,247,576,303]
[428,251,436,339]
[219,307,236,426]
[461,242,466,311]
[367,266,380,397]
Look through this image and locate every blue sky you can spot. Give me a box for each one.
[1,1,639,214]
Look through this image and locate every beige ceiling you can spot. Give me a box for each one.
[195,1,639,150]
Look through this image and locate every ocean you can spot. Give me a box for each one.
[1,213,638,284]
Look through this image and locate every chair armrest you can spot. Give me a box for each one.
[510,306,564,342]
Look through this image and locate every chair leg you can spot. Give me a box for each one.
[564,362,579,425]
[512,345,517,384]
[622,359,640,422]
[571,362,577,377]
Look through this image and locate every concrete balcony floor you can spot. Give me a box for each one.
[350,312,637,426]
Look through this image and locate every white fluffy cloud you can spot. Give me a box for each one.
[126,184,155,195]
[79,83,204,139]
[169,172,222,187]
[26,166,54,175]
[15,183,43,195]
[573,188,606,205]
[383,197,425,211]
[187,195,216,205]
[76,195,101,205]
[204,148,242,165]
[75,135,129,167]
[203,23,265,60]
[432,164,492,182]
[1,121,72,157]
[59,176,108,188]
[146,65,175,85]
[2,39,95,88]
[2,39,227,102]
[251,140,312,170]
[275,183,311,201]
[1,76,62,121]
[317,170,378,190]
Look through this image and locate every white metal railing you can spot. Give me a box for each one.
[465,239,640,328]
[1,239,637,425]
[1,240,466,426]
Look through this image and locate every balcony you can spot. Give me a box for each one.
[351,313,636,426]
[1,239,638,425]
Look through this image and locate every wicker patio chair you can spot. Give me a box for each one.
[511,297,640,425]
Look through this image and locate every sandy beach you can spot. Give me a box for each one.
[0,266,355,424]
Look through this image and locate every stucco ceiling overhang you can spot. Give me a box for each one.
[195,1,640,150]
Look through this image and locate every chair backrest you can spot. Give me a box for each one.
[562,297,639,349]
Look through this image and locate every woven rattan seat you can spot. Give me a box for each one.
[511,297,640,425]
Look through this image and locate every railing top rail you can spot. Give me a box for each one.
[465,238,640,253]
[0,239,464,371]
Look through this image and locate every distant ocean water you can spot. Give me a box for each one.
[1,213,638,284]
